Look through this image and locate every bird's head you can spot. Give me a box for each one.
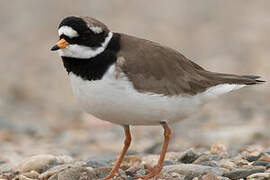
[51,16,113,59]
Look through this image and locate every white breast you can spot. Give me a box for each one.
[68,65,245,126]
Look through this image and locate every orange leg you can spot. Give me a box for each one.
[135,122,172,180]
[102,125,131,180]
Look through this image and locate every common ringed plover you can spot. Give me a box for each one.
[51,16,264,180]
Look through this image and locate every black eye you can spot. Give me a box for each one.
[60,35,74,44]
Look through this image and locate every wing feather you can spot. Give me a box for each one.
[116,33,264,96]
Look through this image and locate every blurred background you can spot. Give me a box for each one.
[0,0,269,166]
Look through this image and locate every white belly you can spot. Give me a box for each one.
[68,65,245,126]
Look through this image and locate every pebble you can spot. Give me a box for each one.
[86,155,114,168]
[162,163,228,176]
[0,163,14,173]
[217,177,231,180]
[241,148,261,157]
[159,171,185,180]
[252,161,270,167]
[135,167,147,177]
[223,167,266,180]
[48,167,97,180]
[193,154,218,165]
[199,161,218,167]
[210,141,228,158]
[125,164,144,177]
[193,154,210,164]
[164,160,177,166]
[178,149,200,164]
[230,155,249,167]
[259,155,270,162]
[117,156,142,170]
[218,159,237,170]
[13,174,35,180]
[201,172,219,180]
[21,171,39,179]
[14,154,74,173]
[90,167,110,179]
[0,172,14,180]
[2,147,270,180]
[264,149,270,155]
[247,172,270,180]
[246,155,261,162]
[141,154,159,168]
[39,164,72,180]
[15,154,56,173]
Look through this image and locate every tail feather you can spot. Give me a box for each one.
[239,75,265,85]
[241,75,261,79]
[196,71,265,103]
[200,71,265,86]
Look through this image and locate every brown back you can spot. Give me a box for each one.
[116,33,262,96]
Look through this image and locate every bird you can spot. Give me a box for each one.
[51,16,264,180]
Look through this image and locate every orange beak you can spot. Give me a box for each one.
[51,39,70,51]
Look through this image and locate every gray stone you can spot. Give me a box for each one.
[125,164,143,177]
[0,172,17,180]
[208,154,223,161]
[178,149,200,164]
[48,174,58,180]
[199,161,218,167]
[162,164,228,177]
[39,164,72,180]
[49,167,97,180]
[193,154,211,164]
[135,168,146,177]
[193,154,222,165]
[86,155,114,168]
[218,177,231,180]
[264,150,270,155]
[201,173,220,180]
[93,167,128,179]
[247,172,270,180]
[246,155,261,162]
[252,161,270,167]
[184,172,197,180]
[14,154,74,173]
[39,161,88,180]
[16,154,57,173]
[223,167,266,180]
[127,176,134,180]
[218,159,237,170]
[0,163,14,173]
[164,160,177,166]
[117,169,128,179]
[91,167,111,179]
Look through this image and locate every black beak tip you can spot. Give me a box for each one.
[51,45,60,51]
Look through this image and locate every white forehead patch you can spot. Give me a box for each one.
[89,26,103,34]
[58,26,79,38]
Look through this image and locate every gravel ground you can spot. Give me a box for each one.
[2,142,270,180]
[0,1,269,179]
